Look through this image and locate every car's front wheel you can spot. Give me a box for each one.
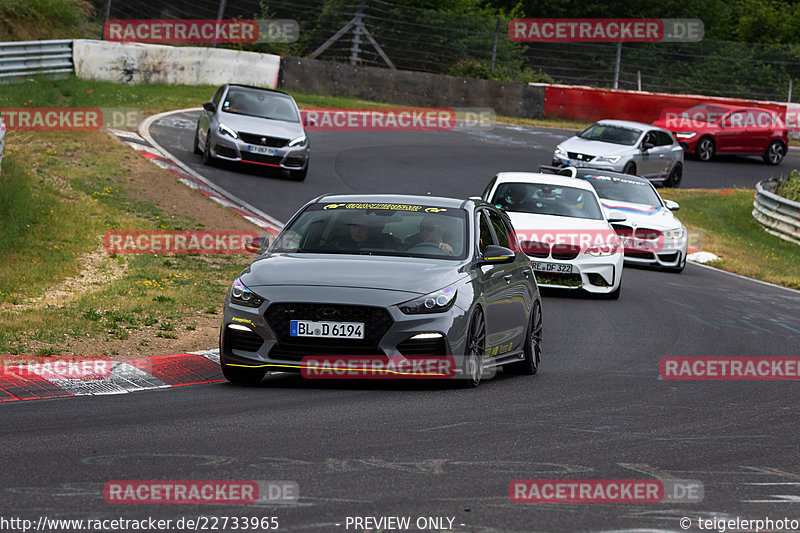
[504,300,542,375]
[763,140,786,165]
[461,308,486,388]
[221,364,266,385]
[622,161,637,175]
[695,137,715,161]
[193,127,203,155]
[202,136,214,165]
[289,164,308,181]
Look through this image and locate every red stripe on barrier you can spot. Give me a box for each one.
[127,353,224,386]
[0,371,73,401]
[542,85,786,124]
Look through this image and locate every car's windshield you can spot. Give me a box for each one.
[578,124,642,146]
[578,174,662,207]
[222,88,300,122]
[271,202,468,259]
[680,104,727,123]
[491,182,603,220]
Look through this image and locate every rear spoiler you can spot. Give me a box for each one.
[539,165,577,178]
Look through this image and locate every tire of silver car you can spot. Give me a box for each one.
[193,127,203,155]
[665,163,683,188]
[763,140,786,165]
[622,161,636,175]
[202,136,214,165]
[695,137,715,162]
[461,307,486,388]
[504,299,542,376]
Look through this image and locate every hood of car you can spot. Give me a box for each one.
[240,253,466,296]
[598,199,681,229]
[506,211,612,231]
[560,136,636,157]
[216,112,305,140]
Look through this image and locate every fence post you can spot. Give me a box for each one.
[613,42,621,89]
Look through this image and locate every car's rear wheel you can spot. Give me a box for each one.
[763,140,786,165]
[193,127,203,155]
[622,161,636,175]
[504,300,542,375]
[461,308,486,388]
[665,163,682,188]
[221,364,266,385]
[695,137,715,161]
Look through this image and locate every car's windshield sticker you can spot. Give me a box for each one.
[322,202,445,212]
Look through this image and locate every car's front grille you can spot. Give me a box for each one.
[241,152,283,165]
[551,243,580,260]
[520,241,550,258]
[265,303,394,359]
[268,345,386,362]
[634,228,662,240]
[397,336,447,356]
[534,273,583,287]
[226,328,264,352]
[612,224,632,237]
[214,144,237,158]
[238,132,288,147]
[567,152,595,162]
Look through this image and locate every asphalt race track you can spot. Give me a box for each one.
[2,112,799,533]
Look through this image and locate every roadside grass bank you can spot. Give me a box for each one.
[0,129,257,357]
[660,188,800,290]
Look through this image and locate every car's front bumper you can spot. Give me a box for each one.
[552,154,625,173]
[527,252,622,294]
[210,131,309,171]
[622,236,688,269]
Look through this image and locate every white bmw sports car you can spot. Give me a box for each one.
[482,172,625,298]
[553,167,688,273]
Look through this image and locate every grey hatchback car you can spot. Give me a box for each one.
[553,120,684,187]
[194,84,310,181]
[220,194,543,388]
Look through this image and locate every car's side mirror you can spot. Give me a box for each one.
[607,211,627,223]
[203,101,216,113]
[642,141,655,151]
[664,199,680,211]
[477,245,516,266]
[244,235,270,254]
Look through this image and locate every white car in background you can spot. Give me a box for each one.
[482,172,625,299]
[563,167,688,273]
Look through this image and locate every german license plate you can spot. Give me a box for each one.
[290,320,364,339]
[248,144,278,156]
[622,238,652,250]
[532,262,573,273]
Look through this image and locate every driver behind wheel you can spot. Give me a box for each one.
[403,215,454,255]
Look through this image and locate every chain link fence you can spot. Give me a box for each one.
[90,0,800,102]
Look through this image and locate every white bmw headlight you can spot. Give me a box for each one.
[554,145,567,157]
[288,135,307,147]
[586,242,620,257]
[595,155,622,163]
[218,123,239,139]
[663,226,686,239]
[399,285,457,314]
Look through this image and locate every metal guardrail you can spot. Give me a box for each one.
[0,40,73,82]
[753,178,800,246]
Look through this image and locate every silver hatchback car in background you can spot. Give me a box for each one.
[553,119,684,187]
[194,84,310,181]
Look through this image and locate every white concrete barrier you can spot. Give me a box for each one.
[73,40,280,88]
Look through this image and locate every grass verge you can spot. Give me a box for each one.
[660,188,800,290]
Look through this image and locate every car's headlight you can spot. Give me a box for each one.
[585,242,620,257]
[595,155,622,163]
[554,145,568,157]
[288,135,307,147]
[663,226,686,239]
[230,278,265,308]
[218,123,238,139]
[399,285,457,314]
[674,132,697,139]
